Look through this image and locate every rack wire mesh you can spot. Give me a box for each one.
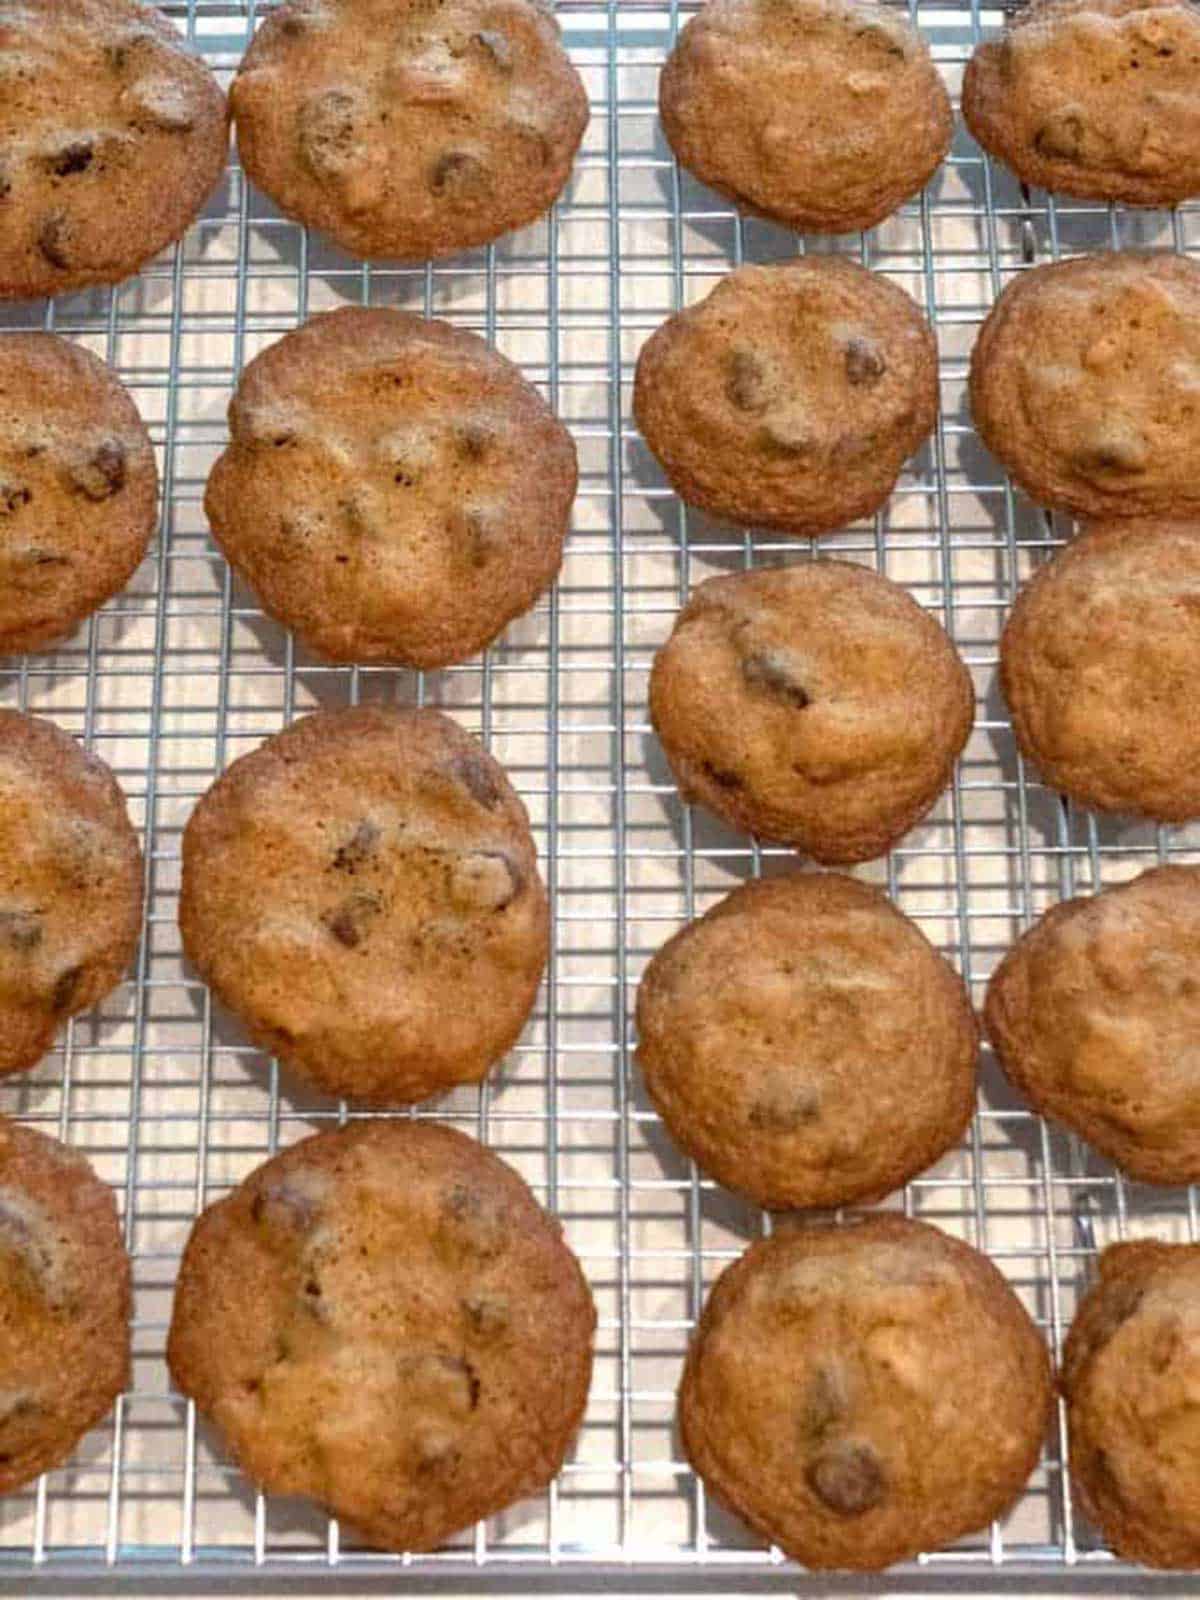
[2,0,1200,1589]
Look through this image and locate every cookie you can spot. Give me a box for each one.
[963,0,1200,208]
[648,563,974,864]
[1001,519,1200,821]
[1063,1239,1200,1568]
[637,875,977,1210]
[969,251,1200,520]
[179,705,549,1105]
[204,308,577,669]
[985,866,1200,1186]
[167,1119,595,1551]
[0,710,143,1080]
[229,0,589,262]
[634,259,938,535]
[0,333,157,654]
[0,0,228,300]
[0,1120,131,1493]
[660,0,952,235]
[680,1215,1052,1571]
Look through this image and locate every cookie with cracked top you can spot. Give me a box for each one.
[229,0,589,262]
[679,1215,1053,1571]
[166,1119,595,1552]
[179,705,550,1105]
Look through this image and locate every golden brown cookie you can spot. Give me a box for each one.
[179,706,549,1105]
[167,1119,595,1552]
[636,874,978,1210]
[634,259,938,535]
[648,564,974,864]
[680,1216,1053,1571]
[230,0,588,262]
[985,866,1200,1186]
[0,710,143,1080]
[1000,520,1200,821]
[660,0,952,235]
[0,0,228,300]
[0,1120,131,1493]
[970,251,1200,520]
[204,308,577,669]
[964,0,1200,207]
[0,333,157,654]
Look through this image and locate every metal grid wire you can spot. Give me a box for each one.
[2,0,1200,1589]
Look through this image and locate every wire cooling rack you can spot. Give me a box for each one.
[3,0,1200,1591]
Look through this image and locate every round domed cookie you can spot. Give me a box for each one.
[0,1120,131,1493]
[1000,520,1200,821]
[985,866,1200,1186]
[679,1215,1053,1571]
[636,874,978,1210]
[660,0,952,236]
[970,251,1200,520]
[179,705,549,1105]
[963,0,1200,208]
[0,0,229,300]
[1063,1239,1200,1569]
[167,1119,595,1552]
[204,308,577,669]
[633,259,938,535]
[0,710,143,1080]
[648,563,974,864]
[0,333,158,654]
[229,0,589,263]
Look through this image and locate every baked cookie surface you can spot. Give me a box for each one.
[205,308,576,669]
[634,259,938,535]
[679,1216,1052,1571]
[167,1119,595,1552]
[661,0,952,235]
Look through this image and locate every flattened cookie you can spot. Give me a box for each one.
[985,866,1200,1186]
[648,564,974,864]
[0,0,228,300]
[230,0,589,262]
[205,308,576,669]
[179,706,549,1104]
[636,874,977,1210]
[0,1121,131,1493]
[970,251,1200,519]
[661,0,952,235]
[1064,1239,1200,1568]
[0,334,157,653]
[0,711,143,1079]
[964,0,1200,207]
[1001,520,1200,821]
[680,1216,1052,1571]
[167,1120,595,1552]
[634,260,938,535]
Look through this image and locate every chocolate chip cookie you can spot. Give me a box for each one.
[0,710,143,1080]
[1063,1239,1200,1568]
[680,1216,1052,1571]
[0,0,229,300]
[0,333,157,653]
[0,1120,131,1493]
[167,1119,595,1551]
[985,866,1200,1186]
[634,259,938,535]
[970,251,1200,519]
[179,706,549,1105]
[636,874,978,1210]
[230,0,589,262]
[964,0,1200,208]
[648,563,974,863]
[661,0,952,235]
[205,308,577,669]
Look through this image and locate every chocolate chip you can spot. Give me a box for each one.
[458,421,493,459]
[37,212,74,269]
[800,1363,849,1441]
[741,651,810,709]
[702,761,742,790]
[0,483,30,516]
[462,1292,509,1337]
[332,819,380,874]
[1035,108,1086,161]
[806,1439,885,1516]
[450,849,523,912]
[1079,427,1149,476]
[50,964,84,1014]
[748,1079,820,1131]
[298,89,359,178]
[0,164,10,202]
[844,337,885,386]
[473,29,513,69]
[48,141,93,178]
[70,440,127,501]
[454,507,493,569]
[854,20,907,57]
[0,910,41,953]
[321,891,382,948]
[726,348,769,413]
[250,1174,322,1236]
[440,1183,505,1259]
[396,1351,480,1412]
[450,752,501,810]
[430,149,488,196]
